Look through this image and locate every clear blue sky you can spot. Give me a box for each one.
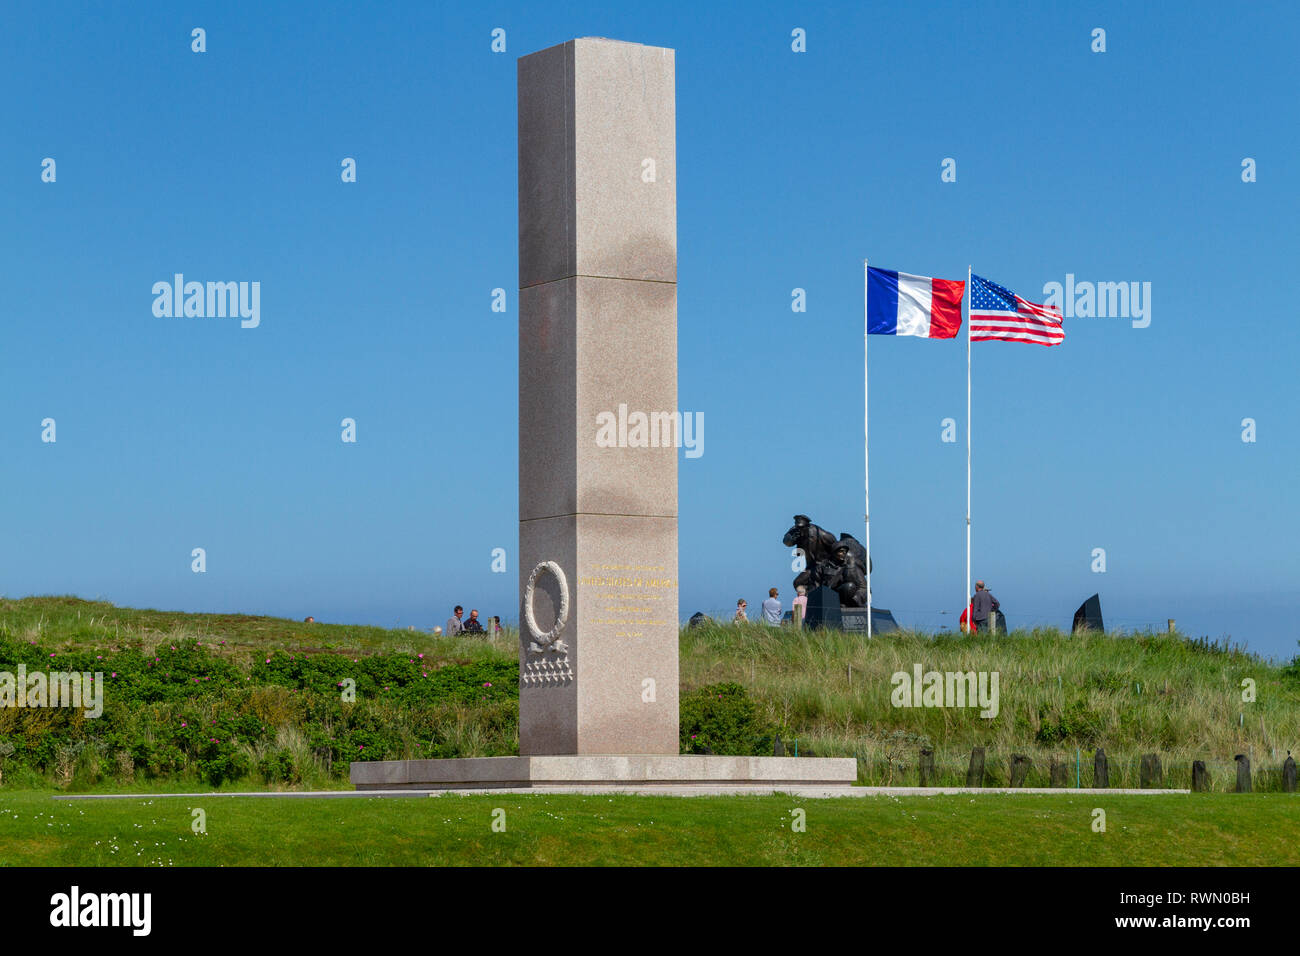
[4,1,1297,659]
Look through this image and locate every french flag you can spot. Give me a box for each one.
[867,266,965,339]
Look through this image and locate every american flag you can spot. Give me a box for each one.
[969,274,1065,346]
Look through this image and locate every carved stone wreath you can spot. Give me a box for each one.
[523,560,570,655]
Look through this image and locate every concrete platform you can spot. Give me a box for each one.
[349,754,859,790]
[58,785,1189,800]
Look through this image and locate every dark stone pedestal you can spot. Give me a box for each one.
[804,586,899,634]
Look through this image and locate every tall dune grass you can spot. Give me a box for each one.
[681,621,1300,790]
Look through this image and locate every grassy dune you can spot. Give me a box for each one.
[1,596,1297,792]
[0,595,516,667]
[681,621,1300,789]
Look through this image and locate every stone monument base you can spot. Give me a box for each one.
[351,755,857,791]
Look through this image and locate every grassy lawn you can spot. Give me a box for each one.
[0,790,1294,867]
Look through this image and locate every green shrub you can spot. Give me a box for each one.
[1035,699,1103,746]
[0,636,521,787]
[257,749,298,784]
[679,682,772,755]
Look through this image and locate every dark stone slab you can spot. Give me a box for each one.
[1073,594,1104,633]
[803,586,842,630]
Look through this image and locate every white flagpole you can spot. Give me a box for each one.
[864,259,872,640]
[965,265,972,635]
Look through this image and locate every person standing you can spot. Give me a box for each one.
[761,588,783,625]
[734,599,748,622]
[462,609,485,634]
[971,581,999,634]
[791,585,808,625]
[445,605,465,636]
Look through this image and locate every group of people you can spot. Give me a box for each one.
[734,586,808,624]
[959,581,1000,633]
[443,605,501,636]
[441,582,999,635]
[732,580,1002,634]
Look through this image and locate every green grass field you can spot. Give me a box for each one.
[1,790,1294,867]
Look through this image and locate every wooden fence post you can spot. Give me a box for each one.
[1049,757,1068,787]
[919,748,935,787]
[1139,753,1163,789]
[1009,754,1031,787]
[1191,760,1210,792]
[1283,754,1297,793]
[965,746,985,788]
[1093,748,1109,788]
[1235,753,1252,792]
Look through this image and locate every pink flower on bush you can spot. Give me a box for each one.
[418,653,424,659]
[483,682,492,688]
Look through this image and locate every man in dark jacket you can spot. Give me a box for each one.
[462,609,486,634]
[971,581,1000,634]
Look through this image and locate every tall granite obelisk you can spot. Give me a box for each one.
[352,37,856,790]
[517,38,679,755]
